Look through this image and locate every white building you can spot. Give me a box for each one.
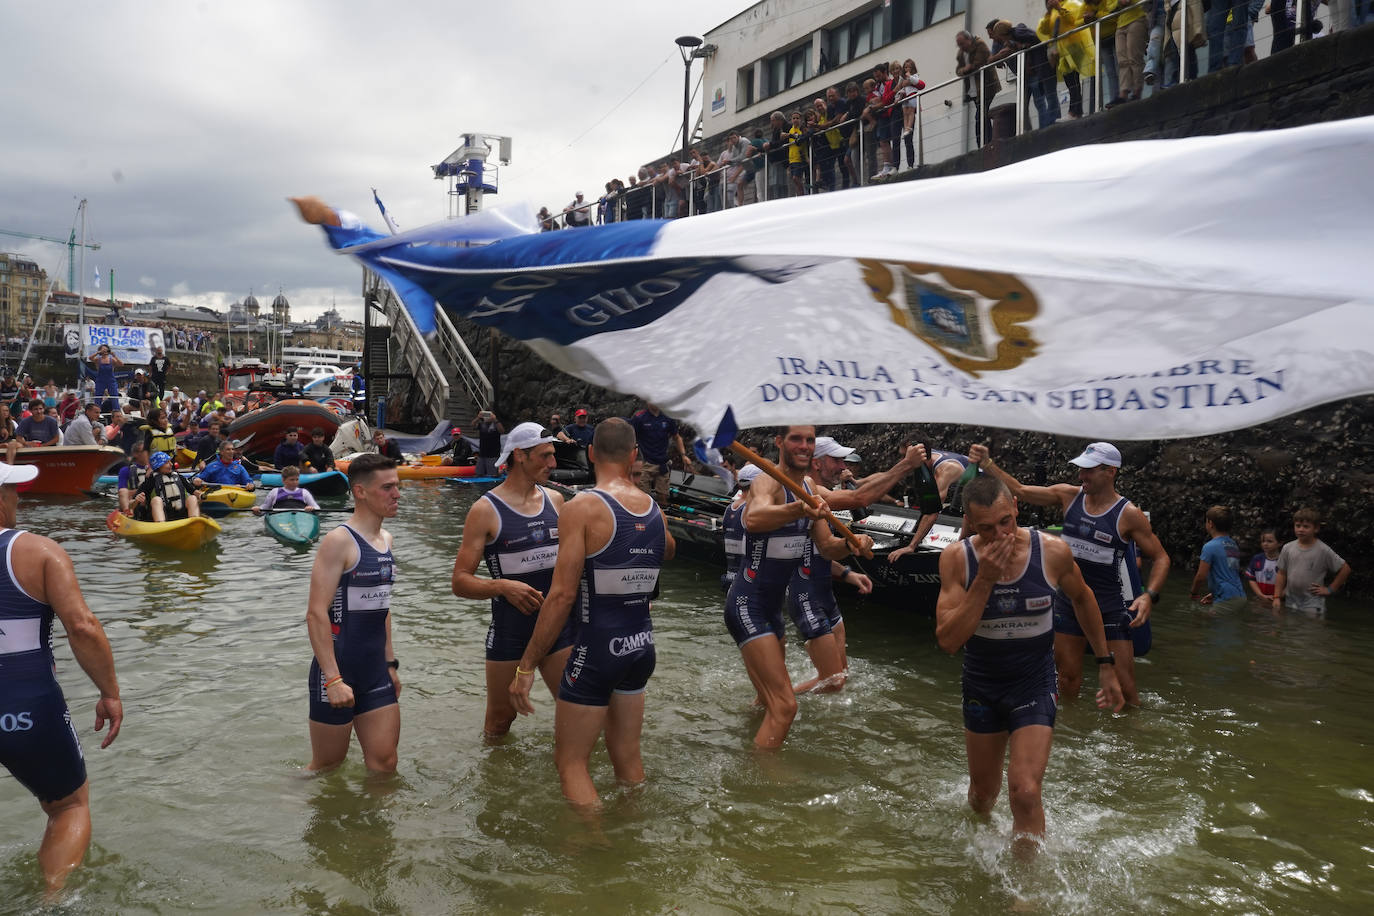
[698,1,1073,163]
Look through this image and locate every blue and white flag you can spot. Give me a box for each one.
[313,117,1374,441]
[372,187,401,235]
[92,265,101,290]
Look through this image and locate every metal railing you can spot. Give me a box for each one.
[364,269,455,425]
[433,304,493,409]
[544,0,1342,218]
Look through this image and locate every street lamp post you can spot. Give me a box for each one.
[675,35,703,162]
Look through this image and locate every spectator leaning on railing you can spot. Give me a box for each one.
[1083,1,1121,108]
[990,20,1061,128]
[1106,0,1149,106]
[1039,0,1095,120]
[718,131,744,207]
[786,110,807,197]
[864,62,899,176]
[564,191,591,228]
[825,87,858,191]
[810,97,839,192]
[762,111,789,201]
[955,31,1001,147]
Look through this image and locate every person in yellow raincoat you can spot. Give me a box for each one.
[1038,0,1095,118]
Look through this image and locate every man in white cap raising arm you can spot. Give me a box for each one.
[451,422,573,740]
[0,462,122,895]
[969,441,1169,706]
[789,436,924,693]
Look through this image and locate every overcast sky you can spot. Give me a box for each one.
[1,0,745,322]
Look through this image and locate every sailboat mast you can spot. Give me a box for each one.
[76,199,87,335]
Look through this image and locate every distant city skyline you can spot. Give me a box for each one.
[0,0,746,325]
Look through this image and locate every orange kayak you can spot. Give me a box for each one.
[335,458,477,479]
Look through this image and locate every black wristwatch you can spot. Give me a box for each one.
[387,659,400,670]
[1145,588,1161,603]
[1095,652,1116,666]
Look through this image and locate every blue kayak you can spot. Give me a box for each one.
[258,470,349,498]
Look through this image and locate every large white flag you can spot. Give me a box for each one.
[314,117,1374,441]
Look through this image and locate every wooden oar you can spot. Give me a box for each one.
[726,441,872,558]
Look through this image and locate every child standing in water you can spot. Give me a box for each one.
[1272,508,1353,615]
[1243,529,1281,599]
[1190,505,1245,605]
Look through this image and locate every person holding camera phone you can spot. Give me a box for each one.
[475,410,505,477]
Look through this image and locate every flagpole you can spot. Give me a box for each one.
[726,441,872,558]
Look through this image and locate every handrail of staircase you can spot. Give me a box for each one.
[432,306,493,409]
[364,269,451,421]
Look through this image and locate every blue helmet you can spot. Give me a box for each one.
[150,451,173,470]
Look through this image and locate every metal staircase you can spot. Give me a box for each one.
[363,270,492,429]
[362,325,389,422]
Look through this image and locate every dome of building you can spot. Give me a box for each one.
[272,292,290,309]
[243,292,260,316]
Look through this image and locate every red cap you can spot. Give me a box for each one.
[574,408,587,417]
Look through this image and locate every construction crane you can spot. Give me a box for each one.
[0,226,101,291]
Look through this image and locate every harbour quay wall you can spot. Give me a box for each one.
[11,344,220,395]
[455,26,1374,599]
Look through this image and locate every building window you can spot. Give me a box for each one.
[738,66,755,109]
[765,43,812,97]
[827,4,889,68]
[902,0,963,31]
[833,0,962,55]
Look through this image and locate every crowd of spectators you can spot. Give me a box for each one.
[536,0,1356,224]
[0,367,292,457]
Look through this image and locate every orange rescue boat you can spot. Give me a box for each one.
[14,445,128,496]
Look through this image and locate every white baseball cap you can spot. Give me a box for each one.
[1069,442,1122,468]
[497,421,558,467]
[0,462,39,486]
[736,464,763,487]
[813,436,855,460]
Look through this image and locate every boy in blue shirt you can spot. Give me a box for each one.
[1190,505,1245,603]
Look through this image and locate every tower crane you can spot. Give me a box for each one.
[0,227,101,291]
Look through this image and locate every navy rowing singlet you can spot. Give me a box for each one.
[577,489,665,632]
[1057,488,1131,616]
[962,530,1058,684]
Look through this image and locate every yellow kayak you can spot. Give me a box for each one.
[106,510,222,550]
[200,486,256,509]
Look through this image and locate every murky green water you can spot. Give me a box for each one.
[2,483,1371,914]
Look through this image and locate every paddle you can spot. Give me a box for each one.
[726,441,872,558]
[243,506,355,515]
